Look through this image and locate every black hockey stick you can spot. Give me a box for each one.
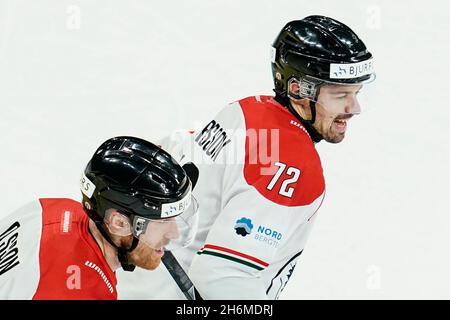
[162,250,203,300]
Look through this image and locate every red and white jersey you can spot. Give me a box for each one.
[117,96,325,299]
[0,198,117,300]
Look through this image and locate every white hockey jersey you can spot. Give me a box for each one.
[117,95,325,299]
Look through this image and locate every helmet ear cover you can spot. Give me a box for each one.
[287,76,323,101]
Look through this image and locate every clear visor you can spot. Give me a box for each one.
[289,74,376,120]
[132,196,199,251]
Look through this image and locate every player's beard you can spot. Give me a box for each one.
[126,241,164,270]
[316,114,353,144]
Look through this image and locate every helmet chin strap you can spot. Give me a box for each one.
[117,239,139,272]
[275,93,324,143]
[95,221,140,272]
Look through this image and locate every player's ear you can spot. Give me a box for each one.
[288,81,310,107]
[104,210,132,237]
[288,79,300,97]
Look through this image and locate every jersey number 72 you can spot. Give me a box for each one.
[266,162,301,198]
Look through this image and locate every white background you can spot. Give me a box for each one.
[0,0,449,299]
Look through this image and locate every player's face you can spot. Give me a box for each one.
[313,84,362,143]
[104,209,184,270]
[126,218,179,270]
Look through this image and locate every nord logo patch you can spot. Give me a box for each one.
[234,216,283,249]
[256,225,282,241]
[254,225,283,248]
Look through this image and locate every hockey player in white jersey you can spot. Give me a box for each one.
[117,15,376,299]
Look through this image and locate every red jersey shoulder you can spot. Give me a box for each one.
[34,198,117,299]
[239,96,325,206]
[39,198,85,227]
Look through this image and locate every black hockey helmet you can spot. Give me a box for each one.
[81,136,193,222]
[271,15,375,101]
[80,136,199,271]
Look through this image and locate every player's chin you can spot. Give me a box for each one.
[324,131,346,144]
[138,257,162,270]
[130,248,164,270]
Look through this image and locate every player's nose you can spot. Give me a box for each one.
[345,97,361,114]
